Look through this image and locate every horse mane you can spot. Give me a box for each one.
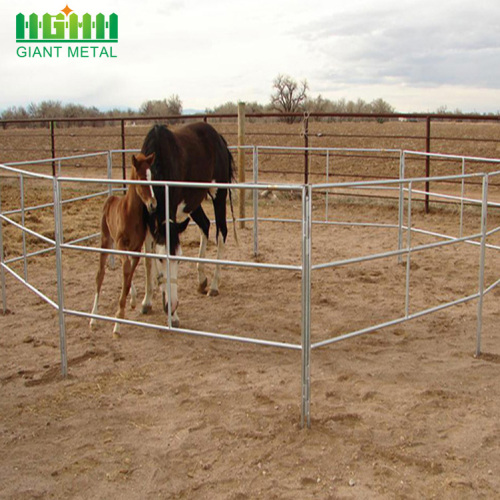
[141,125,181,181]
[140,125,183,252]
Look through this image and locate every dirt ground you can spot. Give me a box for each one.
[1,158,500,500]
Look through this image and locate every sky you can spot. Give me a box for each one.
[1,0,499,114]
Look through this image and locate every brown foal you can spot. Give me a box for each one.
[90,153,157,336]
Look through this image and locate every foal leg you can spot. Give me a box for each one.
[130,282,137,309]
[90,250,108,329]
[190,206,210,294]
[113,255,140,337]
[90,218,111,330]
[208,189,228,297]
[141,231,155,314]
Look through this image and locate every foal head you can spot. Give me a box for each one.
[131,153,157,214]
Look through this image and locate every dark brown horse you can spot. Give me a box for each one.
[90,153,157,337]
[139,122,235,327]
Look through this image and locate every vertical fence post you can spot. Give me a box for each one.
[301,185,312,429]
[425,116,431,213]
[0,181,6,314]
[121,119,126,180]
[397,150,406,264]
[476,174,488,357]
[165,183,173,330]
[50,120,56,176]
[106,150,114,196]
[405,181,413,317]
[238,102,246,229]
[252,146,259,257]
[20,174,28,281]
[107,151,115,269]
[52,177,68,377]
[459,158,466,238]
[304,115,309,184]
[325,150,330,221]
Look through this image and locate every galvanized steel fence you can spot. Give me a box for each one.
[1,147,500,428]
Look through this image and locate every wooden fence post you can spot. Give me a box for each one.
[238,102,246,228]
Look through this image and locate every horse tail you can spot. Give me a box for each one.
[226,144,239,245]
[228,183,238,245]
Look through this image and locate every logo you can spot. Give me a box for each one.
[16,5,118,58]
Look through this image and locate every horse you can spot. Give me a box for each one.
[139,122,235,327]
[90,153,157,337]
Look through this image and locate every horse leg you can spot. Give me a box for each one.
[130,282,137,309]
[113,255,140,337]
[90,218,111,329]
[197,232,208,293]
[190,206,210,294]
[141,231,155,314]
[153,239,181,328]
[208,189,228,297]
[156,254,181,328]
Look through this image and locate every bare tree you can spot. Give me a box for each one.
[270,74,308,122]
[139,94,183,117]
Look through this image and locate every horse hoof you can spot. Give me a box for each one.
[198,278,208,294]
[171,318,180,328]
[141,304,152,314]
[89,321,98,331]
[113,325,121,338]
[208,289,219,297]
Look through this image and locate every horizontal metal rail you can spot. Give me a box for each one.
[0,213,55,245]
[4,151,109,167]
[312,292,481,350]
[2,189,111,219]
[312,231,483,271]
[67,309,301,351]
[63,242,301,272]
[409,227,500,252]
[312,172,486,190]
[4,246,56,265]
[1,262,58,309]
[56,175,304,192]
[404,150,500,164]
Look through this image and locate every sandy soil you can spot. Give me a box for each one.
[1,165,500,500]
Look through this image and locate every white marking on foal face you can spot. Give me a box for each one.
[146,168,155,199]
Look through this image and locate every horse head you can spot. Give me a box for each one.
[132,153,157,214]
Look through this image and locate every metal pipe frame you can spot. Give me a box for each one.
[52,177,68,376]
[1,147,500,429]
[476,175,489,356]
[301,185,312,429]
[311,172,500,356]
